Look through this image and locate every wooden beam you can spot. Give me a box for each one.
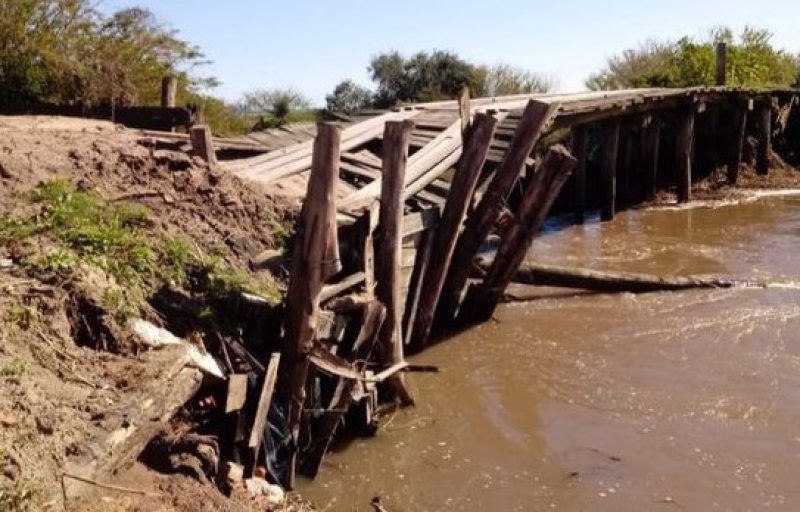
[281,122,340,488]
[437,100,559,324]
[408,113,499,351]
[756,102,772,175]
[675,109,695,203]
[458,146,577,322]
[459,87,471,140]
[375,120,414,405]
[247,353,281,471]
[571,125,587,224]
[728,107,748,185]
[643,117,661,200]
[715,42,727,86]
[189,125,217,167]
[600,121,620,221]
[161,76,177,108]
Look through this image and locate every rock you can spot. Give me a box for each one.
[225,461,244,484]
[0,414,19,427]
[244,477,284,506]
[35,415,54,435]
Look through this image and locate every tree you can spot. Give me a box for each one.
[477,64,554,96]
[325,80,373,113]
[239,88,311,120]
[586,27,798,90]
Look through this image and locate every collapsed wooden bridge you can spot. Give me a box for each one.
[196,84,800,486]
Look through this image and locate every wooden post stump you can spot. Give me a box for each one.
[161,76,177,108]
[728,107,748,185]
[570,125,587,224]
[675,109,695,203]
[189,125,217,167]
[756,102,772,176]
[600,121,620,221]
[643,117,661,200]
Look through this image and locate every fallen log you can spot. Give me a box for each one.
[479,260,763,293]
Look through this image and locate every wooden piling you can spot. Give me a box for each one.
[189,124,217,167]
[375,120,415,405]
[281,122,340,488]
[715,43,727,86]
[675,109,695,203]
[161,76,177,108]
[756,102,772,176]
[728,107,748,185]
[437,100,558,324]
[643,117,661,199]
[570,125,587,224]
[409,113,499,351]
[600,121,620,221]
[459,146,577,322]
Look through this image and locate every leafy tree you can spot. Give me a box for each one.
[239,88,310,119]
[476,64,554,96]
[325,80,373,113]
[587,27,798,90]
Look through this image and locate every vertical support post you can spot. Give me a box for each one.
[189,124,218,168]
[409,113,498,351]
[375,120,415,405]
[281,122,340,488]
[571,125,587,224]
[675,109,695,203]
[437,100,559,324]
[715,43,727,86]
[728,106,748,185]
[643,117,661,200]
[458,146,577,322]
[756,101,772,176]
[458,87,471,141]
[161,76,177,108]
[600,121,620,221]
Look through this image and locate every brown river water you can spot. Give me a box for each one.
[300,194,800,511]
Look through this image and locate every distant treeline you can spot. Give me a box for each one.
[2,2,798,135]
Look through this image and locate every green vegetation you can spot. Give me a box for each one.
[587,27,800,90]
[1,358,27,377]
[0,180,282,318]
[0,480,37,512]
[6,304,39,330]
[238,88,318,128]
[326,80,374,114]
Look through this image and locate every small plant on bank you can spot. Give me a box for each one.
[1,358,27,377]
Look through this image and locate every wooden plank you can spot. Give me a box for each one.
[402,226,436,348]
[600,121,620,221]
[281,122,340,488]
[459,146,577,322]
[756,102,772,175]
[459,87,471,140]
[408,113,499,351]
[225,374,248,414]
[437,100,559,324]
[375,121,414,405]
[319,272,366,303]
[675,109,695,203]
[570,125,587,224]
[247,353,281,468]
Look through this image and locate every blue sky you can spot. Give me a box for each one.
[100,0,800,105]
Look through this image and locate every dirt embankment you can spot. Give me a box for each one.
[0,116,309,511]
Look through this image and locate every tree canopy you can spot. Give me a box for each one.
[586,27,800,90]
[325,80,373,114]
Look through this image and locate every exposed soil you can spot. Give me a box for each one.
[0,116,311,511]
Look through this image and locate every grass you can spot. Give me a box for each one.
[1,358,27,377]
[6,304,38,330]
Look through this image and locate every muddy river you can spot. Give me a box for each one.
[301,195,800,511]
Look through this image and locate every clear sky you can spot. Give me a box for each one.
[100,0,800,105]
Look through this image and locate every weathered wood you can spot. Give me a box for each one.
[402,226,435,348]
[570,125,587,224]
[225,374,249,414]
[281,122,340,488]
[375,120,414,405]
[248,353,281,469]
[715,43,727,86]
[437,100,559,324]
[728,107,748,185]
[756,102,772,175]
[161,76,177,108]
[458,145,577,322]
[409,113,499,351]
[319,272,366,303]
[459,87,471,140]
[491,260,761,293]
[643,117,661,200]
[600,121,620,220]
[299,301,386,478]
[189,124,218,167]
[675,109,695,203]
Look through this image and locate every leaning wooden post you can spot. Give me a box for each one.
[458,87,472,141]
[675,109,695,203]
[375,120,414,405]
[408,113,499,352]
[715,42,727,86]
[437,100,559,324]
[281,122,340,488]
[643,117,661,199]
[756,101,772,176]
[161,76,177,108]
[570,125,587,224]
[459,146,577,322]
[728,105,748,185]
[600,121,620,221]
[189,124,218,168]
